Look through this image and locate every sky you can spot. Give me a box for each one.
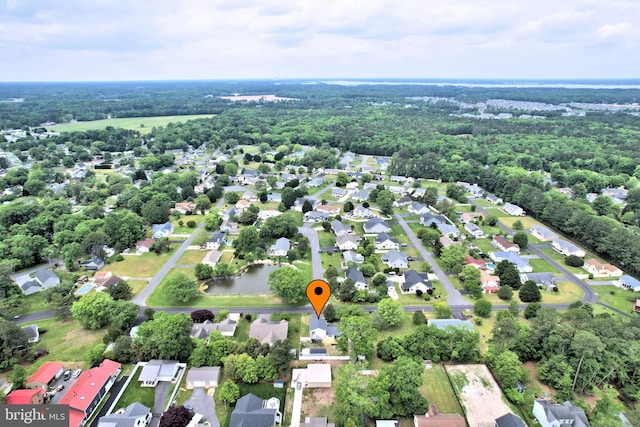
[0,0,639,81]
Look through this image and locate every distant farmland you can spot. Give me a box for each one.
[49,114,214,134]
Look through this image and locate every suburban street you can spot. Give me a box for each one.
[298,225,323,280]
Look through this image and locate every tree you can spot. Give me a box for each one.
[233,226,259,254]
[132,312,193,361]
[224,191,240,205]
[377,336,406,361]
[496,260,521,289]
[498,286,513,301]
[440,245,467,271]
[258,214,298,239]
[337,315,378,360]
[323,304,337,322]
[343,201,354,212]
[433,302,452,319]
[512,231,528,248]
[0,320,29,369]
[163,272,200,303]
[592,195,613,216]
[508,300,520,318]
[474,299,492,318]
[159,406,192,427]
[89,343,107,365]
[218,380,240,407]
[524,302,541,319]
[72,292,120,329]
[10,365,26,390]
[376,190,395,215]
[302,200,313,213]
[270,339,295,374]
[519,280,541,302]
[268,267,305,304]
[335,362,372,426]
[204,213,222,231]
[375,299,403,328]
[412,310,426,325]
[141,200,169,224]
[371,357,429,418]
[565,255,584,267]
[512,220,524,230]
[493,350,524,389]
[592,384,624,426]
[194,194,212,214]
[487,215,498,226]
[190,309,214,323]
[105,279,132,300]
[194,263,214,280]
[42,282,76,319]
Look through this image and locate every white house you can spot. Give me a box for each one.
[620,275,640,292]
[336,234,359,251]
[186,367,221,389]
[139,360,180,387]
[502,202,525,216]
[97,403,151,427]
[530,225,557,241]
[374,232,399,251]
[583,259,622,277]
[152,222,174,238]
[270,237,291,257]
[345,266,368,290]
[532,400,589,427]
[551,239,586,258]
[364,218,391,234]
[206,232,225,250]
[401,270,432,294]
[464,222,484,238]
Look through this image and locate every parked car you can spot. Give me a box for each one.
[34,348,48,358]
[56,385,65,392]
[72,369,82,379]
[63,370,72,381]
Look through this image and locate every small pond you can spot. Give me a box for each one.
[205,263,281,295]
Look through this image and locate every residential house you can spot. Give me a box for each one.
[375,232,399,251]
[551,239,586,257]
[235,199,251,211]
[294,198,320,212]
[340,152,356,167]
[81,255,105,271]
[412,187,426,198]
[381,250,409,269]
[465,255,486,270]
[393,195,412,207]
[635,299,640,313]
[97,403,151,427]
[489,252,533,273]
[301,417,335,427]
[481,270,500,293]
[345,266,369,290]
[601,187,628,201]
[364,217,391,234]
[152,222,174,238]
[376,421,398,427]
[427,319,474,332]
[437,223,459,238]
[460,212,480,224]
[270,237,291,257]
[351,206,375,219]
[420,212,446,227]
[492,235,520,253]
[408,202,430,215]
[583,259,622,277]
[521,273,556,290]
[336,234,359,251]
[343,250,364,264]
[267,193,282,203]
[139,360,179,387]
[465,222,484,238]
[26,361,64,389]
[486,193,503,204]
[258,209,282,221]
[413,404,466,427]
[21,324,39,343]
[242,191,258,201]
[230,393,282,427]
[502,202,525,216]
[19,280,40,295]
[239,169,260,185]
[186,367,221,389]
[331,187,347,198]
[191,318,238,338]
[34,270,60,290]
[532,399,589,427]
[173,202,196,214]
[331,220,353,237]
[495,413,526,427]
[309,317,340,340]
[364,182,379,191]
[305,364,332,388]
[307,177,324,188]
[317,204,341,216]
[439,236,459,248]
[206,232,226,250]
[390,175,407,183]
[304,211,330,222]
[250,315,288,346]
[135,238,155,253]
[389,185,408,195]
[352,189,370,202]
[530,225,557,241]
[620,275,640,292]
[401,270,432,294]
[59,360,122,427]
[6,388,44,405]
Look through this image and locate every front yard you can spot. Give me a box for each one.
[593,285,639,315]
[105,248,180,277]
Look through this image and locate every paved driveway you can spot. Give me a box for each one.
[185,388,219,427]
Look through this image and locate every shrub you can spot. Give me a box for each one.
[475,317,483,326]
[564,255,584,267]
[187,220,196,228]
[178,220,184,226]
[423,294,431,301]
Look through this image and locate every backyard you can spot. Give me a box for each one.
[105,248,180,277]
[419,364,465,415]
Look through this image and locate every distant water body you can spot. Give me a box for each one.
[319,79,640,89]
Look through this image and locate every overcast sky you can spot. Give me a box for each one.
[1,0,638,81]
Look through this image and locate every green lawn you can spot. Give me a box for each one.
[318,231,336,247]
[482,281,583,305]
[216,382,288,427]
[171,216,205,234]
[528,258,562,275]
[540,248,586,275]
[499,216,544,231]
[50,114,214,134]
[287,314,302,355]
[177,250,207,265]
[389,223,412,245]
[112,368,156,411]
[173,374,193,406]
[16,292,50,315]
[321,252,340,271]
[473,199,496,208]
[593,285,639,315]
[22,318,105,370]
[293,260,313,283]
[128,280,148,296]
[419,364,465,415]
[105,248,179,277]
[471,238,495,254]
[232,315,254,342]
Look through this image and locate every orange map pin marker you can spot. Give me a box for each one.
[306,279,331,319]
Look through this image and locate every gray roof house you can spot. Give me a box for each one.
[532,400,589,427]
[495,413,526,427]
[408,202,429,215]
[304,211,329,222]
[420,212,446,227]
[343,250,364,264]
[19,280,41,295]
[21,324,39,343]
[191,318,238,338]
[250,315,288,345]
[381,250,409,269]
[428,319,474,332]
[206,232,226,250]
[489,252,533,273]
[336,234,359,251]
[34,270,60,289]
[309,317,340,340]
[364,218,390,234]
[520,273,556,290]
[81,256,105,271]
[437,223,459,238]
[301,416,335,427]
[270,237,291,257]
[97,402,151,427]
[331,187,346,198]
[345,266,368,290]
[551,239,586,258]
[351,190,370,202]
[139,360,180,387]
[230,393,282,427]
[465,222,484,238]
[530,225,557,241]
[374,232,399,250]
[152,222,174,238]
[620,275,640,292]
[401,270,432,294]
[186,366,221,389]
[331,220,352,237]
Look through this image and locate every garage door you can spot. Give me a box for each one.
[193,381,206,387]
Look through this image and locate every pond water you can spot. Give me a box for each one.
[205,263,281,295]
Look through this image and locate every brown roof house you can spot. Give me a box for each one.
[250,314,288,346]
[413,404,466,427]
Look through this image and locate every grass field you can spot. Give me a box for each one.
[16,292,49,315]
[104,248,179,277]
[320,252,340,271]
[171,215,205,234]
[22,318,105,371]
[318,231,336,247]
[389,223,412,245]
[50,114,214,134]
[499,216,543,230]
[540,248,586,275]
[128,280,148,296]
[112,368,155,411]
[481,281,583,305]
[528,258,562,275]
[592,285,638,314]
[419,364,465,415]
[177,250,207,265]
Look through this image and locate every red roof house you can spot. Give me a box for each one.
[465,255,486,269]
[6,388,44,404]
[58,359,122,427]
[26,361,64,389]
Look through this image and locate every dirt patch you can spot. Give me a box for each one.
[445,364,512,427]
[301,387,335,419]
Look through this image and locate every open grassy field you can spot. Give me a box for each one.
[540,248,586,275]
[320,252,340,271]
[481,281,583,306]
[592,285,638,315]
[171,215,205,234]
[317,231,336,247]
[499,216,543,230]
[50,114,214,134]
[529,258,562,275]
[177,250,207,265]
[128,280,148,296]
[389,223,412,245]
[419,364,465,415]
[104,247,179,277]
[22,318,105,371]
[16,292,50,315]
[112,367,155,411]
